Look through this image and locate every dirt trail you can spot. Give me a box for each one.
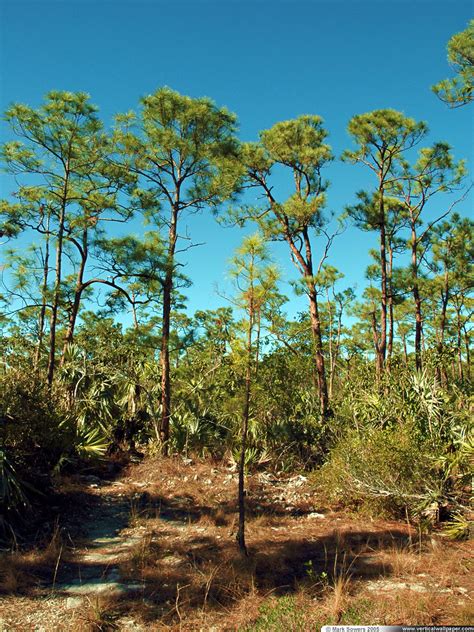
[51,479,145,599]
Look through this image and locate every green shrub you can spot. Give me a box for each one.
[246,596,308,631]
[0,369,70,537]
[316,425,442,518]
[0,369,69,473]
[0,447,29,537]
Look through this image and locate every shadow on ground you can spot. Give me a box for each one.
[0,473,415,627]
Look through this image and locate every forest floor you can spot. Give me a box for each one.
[0,456,472,631]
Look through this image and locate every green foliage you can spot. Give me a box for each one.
[318,366,472,520]
[304,560,328,586]
[0,370,68,471]
[247,596,307,631]
[0,84,471,545]
[317,424,440,517]
[432,19,474,107]
[73,427,109,458]
[343,109,427,166]
[1,91,119,234]
[0,448,30,536]
[339,599,375,625]
[115,87,243,216]
[169,408,228,456]
[0,369,69,535]
[441,513,472,540]
[242,115,332,240]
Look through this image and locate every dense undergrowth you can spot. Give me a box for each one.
[1,326,472,544]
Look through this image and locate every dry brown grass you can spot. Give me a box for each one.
[379,542,419,577]
[325,572,352,622]
[113,458,473,628]
[0,559,31,593]
[1,456,472,630]
[0,521,70,595]
[76,596,121,631]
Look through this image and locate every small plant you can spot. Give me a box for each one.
[441,513,471,540]
[304,560,328,586]
[248,595,307,631]
[339,598,375,625]
[81,596,120,631]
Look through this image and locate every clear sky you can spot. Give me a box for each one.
[0,0,472,321]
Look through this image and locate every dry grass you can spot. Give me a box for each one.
[378,542,419,577]
[0,521,70,595]
[0,456,472,630]
[76,596,121,631]
[0,559,31,593]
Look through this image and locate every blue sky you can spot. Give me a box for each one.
[0,0,472,322]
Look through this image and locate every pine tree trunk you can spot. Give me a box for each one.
[131,292,139,330]
[61,229,88,359]
[331,306,343,398]
[160,273,172,455]
[387,245,394,372]
[278,223,330,416]
[411,229,423,372]
[47,177,69,387]
[237,309,253,557]
[463,324,471,382]
[371,309,382,381]
[159,204,179,455]
[326,288,334,399]
[35,212,51,372]
[437,269,449,385]
[456,308,464,382]
[402,334,408,366]
[378,217,388,373]
[413,287,423,372]
[308,288,330,417]
[254,312,261,380]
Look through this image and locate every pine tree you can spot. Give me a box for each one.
[114,88,242,453]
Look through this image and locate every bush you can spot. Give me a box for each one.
[0,369,69,473]
[0,369,71,537]
[316,425,443,519]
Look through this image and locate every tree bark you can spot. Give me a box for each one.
[308,288,329,416]
[301,228,330,417]
[326,288,334,399]
[463,323,471,382]
[455,307,464,382]
[61,228,88,357]
[411,227,423,372]
[332,304,343,397]
[437,267,450,385]
[370,308,382,382]
[387,244,394,372]
[237,305,253,556]
[378,213,388,374]
[131,291,139,330]
[160,273,172,453]
[159,203,179,455]
[402,333,408,366]
[47,172,69,387]
[35,210,51,372]
[260,183,331,415]
[254,311,261,380]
